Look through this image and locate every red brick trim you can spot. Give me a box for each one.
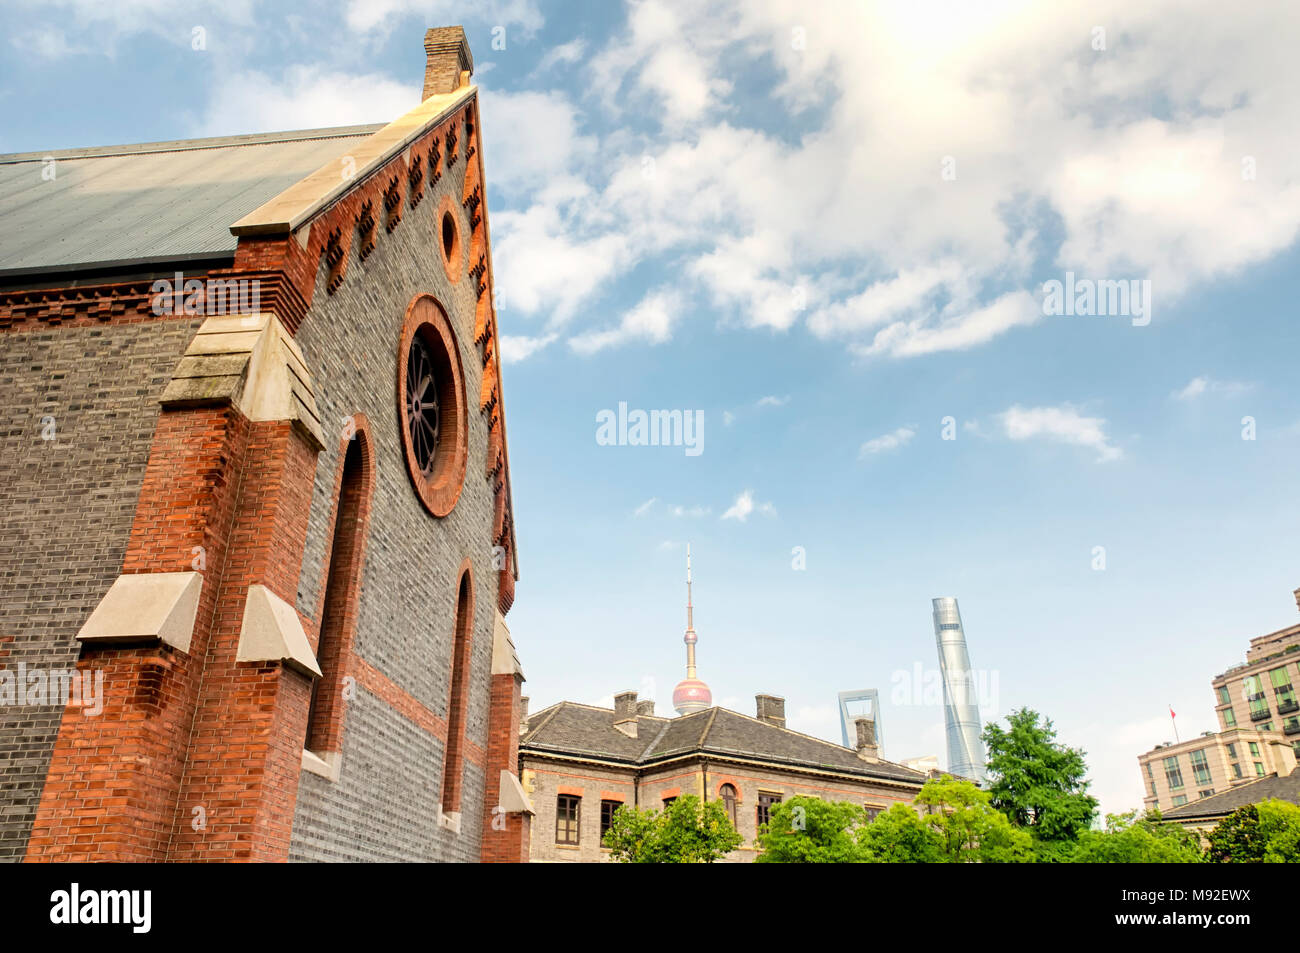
[659,787,682,800]
[396,293,467,518]
[715,777,745,800]
[440,558,475,813]
[353,656,448,739]
[557,785,585,797]
[599,791,627,802]
[306,412,375,755]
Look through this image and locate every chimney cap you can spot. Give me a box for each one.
[423,26,474,72]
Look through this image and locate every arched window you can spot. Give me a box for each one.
[306,426,371,756]
[720,783,738,827]
[441,564,474,815]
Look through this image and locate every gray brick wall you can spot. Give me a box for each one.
[288,141,501,862]
[0,319,200,861]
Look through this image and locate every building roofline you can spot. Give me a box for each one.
[1163,770,1292,820]
[520,747,927,791]
[520,701,927,783]
[230,86,475,236]
[0,124,385,165]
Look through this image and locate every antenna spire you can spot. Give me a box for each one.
[672,543,711,715]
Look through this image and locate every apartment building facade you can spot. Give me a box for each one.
[1138,587,1300,814]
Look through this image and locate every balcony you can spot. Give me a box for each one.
[1250,707,1273,722]
[1277,699,1299,716]
[1285,722,1300,737]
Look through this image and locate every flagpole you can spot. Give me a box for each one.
[1170,705,1179,744]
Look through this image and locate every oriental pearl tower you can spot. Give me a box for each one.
[672,544,713,716]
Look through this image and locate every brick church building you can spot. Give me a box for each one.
[0,27,532,862]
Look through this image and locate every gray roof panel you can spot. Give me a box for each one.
[0,125,384,275]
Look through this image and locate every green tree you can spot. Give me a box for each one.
[754,795,868,862]
[1206,800,1300,863]
[913,775,1034,862]
[982,708,1098,848]
[858,803,947,863]
[1069,810,1202,863]
[602,795,742,863]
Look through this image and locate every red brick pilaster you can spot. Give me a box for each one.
[166,420,320,861]
[25,406,251,862]
[480,669,529,862]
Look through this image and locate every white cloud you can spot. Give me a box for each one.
[1172,376,1252,401]
[721,490,775,522]
[723,411,736,426]
[756,395,789,408]
[498,333,556,363]
[669,504,711,519]
[858,427,915,457]
[569,289,679,354]
[496,0,1300,358]
[590,0,733,124]
[634,498,657,517]
[342,0,543,35]
[855,292,1041,359]
[998,404,1123,463]
[537,37,586,71]
[194,66,416,136]
[478,89,597,192]
[1175,377,1209,401]
[493,200,629,325]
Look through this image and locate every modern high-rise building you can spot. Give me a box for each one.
[838,689,882,750]
[932,597,987,781]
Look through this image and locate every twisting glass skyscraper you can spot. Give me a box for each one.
[932,597,987,781]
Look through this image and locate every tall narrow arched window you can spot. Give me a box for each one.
[305,423,372,758]
[720,784,738,828]
[441,563,474,815]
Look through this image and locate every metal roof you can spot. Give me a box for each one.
[0,125,384,277]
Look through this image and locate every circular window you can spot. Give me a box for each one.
[436,194,462,284]
[397,294,466,517]
[442,212,456,260]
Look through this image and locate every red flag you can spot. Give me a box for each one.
[1169,706,1176,719]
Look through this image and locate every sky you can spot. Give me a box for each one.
[3,0,1299,819]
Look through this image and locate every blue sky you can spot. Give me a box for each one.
[4,0,1299,817]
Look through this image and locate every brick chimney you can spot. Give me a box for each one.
[756,694,786,728]
[855,717,879,763]
[423,26,473,99]
[637,699,655,716]
[613,690,639,738]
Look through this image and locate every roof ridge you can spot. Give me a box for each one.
[0,124,386,165]
[637,717,675,761]
[710,707,926,778]
[1165,770,1287,816]
[698,707,720,747]
[523,701,566,741]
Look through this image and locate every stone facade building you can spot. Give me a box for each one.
[0,27,532,862]
[1137,587,1300,815]
[520,692,928,862]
